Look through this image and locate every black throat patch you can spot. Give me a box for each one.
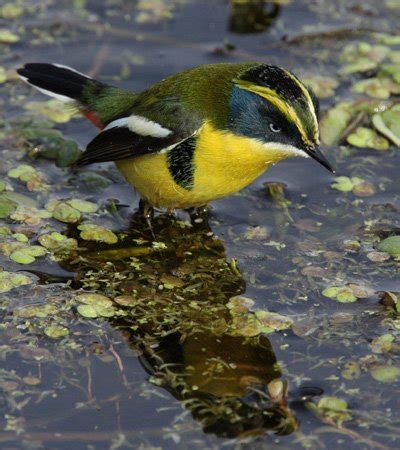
[167,137,196,190]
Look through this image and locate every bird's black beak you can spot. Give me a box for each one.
[305,145,335,173]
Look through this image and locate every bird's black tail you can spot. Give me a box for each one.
[17,63,106,103]
[17,63,137,128]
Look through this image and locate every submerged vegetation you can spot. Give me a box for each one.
[1,0,400,448]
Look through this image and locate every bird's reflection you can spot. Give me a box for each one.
[229,0,281,34]
[71,213,297,438]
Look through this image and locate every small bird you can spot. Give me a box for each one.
[17,62,334,216]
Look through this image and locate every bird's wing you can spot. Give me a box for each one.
[76,106,202,166]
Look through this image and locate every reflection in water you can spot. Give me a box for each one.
[70,213,298,438]
[229,0,281,34]
[128,331,295,438]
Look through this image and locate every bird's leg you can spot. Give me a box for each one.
[187,204,209,227]
[166,207,175,217]
[139,199,155,239]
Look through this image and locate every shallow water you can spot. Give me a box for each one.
[1,0,400,449]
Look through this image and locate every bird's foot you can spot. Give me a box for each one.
[187,205,210,227]
[139,199,155,239]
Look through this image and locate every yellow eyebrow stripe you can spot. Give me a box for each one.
[234,78,317,146]
[283,70,319,143]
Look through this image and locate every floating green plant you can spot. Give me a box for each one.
[78,224,118,244]
[378,236,400,257]
[372,105,400,147]
[317,396,352,424]
[25,99,77,123]
[0,271,32,293]
[322,283,372,303]
[370,365,400,383]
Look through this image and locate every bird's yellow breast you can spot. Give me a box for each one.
[116,122,289,209]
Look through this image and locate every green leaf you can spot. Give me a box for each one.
[318,396,348,412]
[76,294,117,319]
[78,224,118,244]
[347,127,389,150]
[370,334,394,354]
[67,199,98,213]
[113,295,137,306]
[12,233,28,243]
[226,296,255,314]
[8,164,36,181]
[10,250,35,264]
[331,176,355,192]
[371,365,400,383]
[0,67,7,84]
[320,102,353,145]
[352,79,391,99]
[230,314,262,337]
[339,42,389,74]
[322,286,341,298]
[0,29,19,43]
[317,396,351,423]
[53,202,81,223]
[0,271,32,293]
[0,4,23,19]
[0,197,17,218]
[322,285,363,303]
[38,232,78,254]
[25,99,76,123]
[378,236,400,256]
[14,303,58,319]
[77,304,98,318]
[76,293,113,307]
[44,325,69,339]
[96,306,116,318]
[304,75,338,98]
[23,246,47,257]
[254,310,293,333]
[372,106,400,147]
[378,34,400,45]
[336,288,357,303]
[342,362,361,380]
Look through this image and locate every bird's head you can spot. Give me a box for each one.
[228,64,334,173]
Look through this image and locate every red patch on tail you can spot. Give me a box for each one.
[83,110,104,129]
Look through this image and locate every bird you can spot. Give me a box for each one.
[17,62,334,219]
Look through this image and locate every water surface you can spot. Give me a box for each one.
[1,1,400,449]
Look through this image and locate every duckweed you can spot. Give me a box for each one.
[78,224,118,244]
[0,271,32,293]
[371,365,400,383]
[317,397,352,424]
[378,236,400,256]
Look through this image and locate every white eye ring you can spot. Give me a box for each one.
[269,123,281,133]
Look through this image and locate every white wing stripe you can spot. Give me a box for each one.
[104,115,172,138]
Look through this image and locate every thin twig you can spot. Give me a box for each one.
[283,27,391,44]
[109,343,128,386]
[88,42,110,78]
[339,111,368,144]
[74,20,271,61]
[0,430,160,443]
[87,363,93,402]
[306,401,389,450]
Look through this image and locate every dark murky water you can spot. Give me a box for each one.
[1,1,400,449]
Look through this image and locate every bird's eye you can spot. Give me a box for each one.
[269,123,281,133]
